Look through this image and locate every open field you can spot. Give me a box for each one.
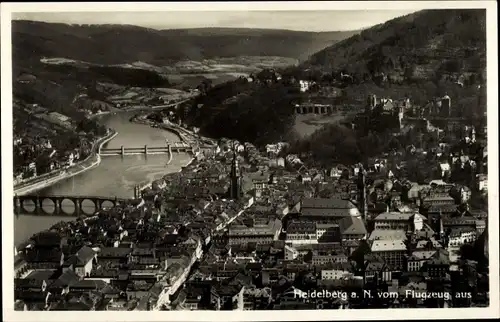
[39,55,297,90]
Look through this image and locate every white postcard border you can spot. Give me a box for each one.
[1,1,499,321]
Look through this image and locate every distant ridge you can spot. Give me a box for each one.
[12,20,359,64]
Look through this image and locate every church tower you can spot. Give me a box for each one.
[230,150,241,200]
[357,167,367,219]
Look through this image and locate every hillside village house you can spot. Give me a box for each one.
[14,137,23,146]
[299,80,313,93]
[265,143,287,157]
[62,246,97,278]
[285,154,303,167]
[64,152,75,167]
[476,174,488,192]
[446,228,477,249]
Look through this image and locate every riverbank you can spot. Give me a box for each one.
[129,116,216,193]
[130,115,187,142]
[130,113,216,147]
[17,100,196,195]
[88,97,195,119]
[14,130,118,196]
[130,116,201,193]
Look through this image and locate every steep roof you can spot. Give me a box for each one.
[374,212,415,221]
[339,216,367,235]
[98,247,132,258]
[287,221,316,234]
[301,198,355,209]
[368,229,406,241]
[371,240,406,252]
[64,245,96,267]
[50,270,81,288]
[76,246,96,263]
[410,250,437,260]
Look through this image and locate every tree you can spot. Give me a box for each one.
[404,64,416,82]
[35,153,52,174]
[76,118,99,134]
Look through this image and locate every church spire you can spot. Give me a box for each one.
[230,144,241,200]
[357,165,367,219]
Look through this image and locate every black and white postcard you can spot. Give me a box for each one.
[2,1,498,321]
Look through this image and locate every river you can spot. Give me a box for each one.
[14,111,192,246]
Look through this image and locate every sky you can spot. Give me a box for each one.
[13,10,419,32]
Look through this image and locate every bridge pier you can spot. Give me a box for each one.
[75,198,81,216]
[14,194,20,215]
[53,198,61,215]
[16,195,125,217]
[100,143,190,156]
[33,196,41,214]
[90,198,99,213]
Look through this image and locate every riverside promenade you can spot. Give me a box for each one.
[14,130,118,196]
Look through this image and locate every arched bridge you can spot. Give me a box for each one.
[14,194,127,217]
[99,143,217,156]
[295,104,338,115]
[99,143,192,156]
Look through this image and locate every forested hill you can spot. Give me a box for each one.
[304,9,486,81]
[12,20,358,65]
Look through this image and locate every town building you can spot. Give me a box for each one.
[316,223,340,243]
[373,212,425,231]
[407,250,437,272]
[338,216,367,242]
[300,198,361,221]
[285,221,317,245]
[370,239,407,270]
[228,219,282,246]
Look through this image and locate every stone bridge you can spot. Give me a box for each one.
[99,143,217,156]
[14,194,127,217]
[99,143,193,156]
[295,104,337,115]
